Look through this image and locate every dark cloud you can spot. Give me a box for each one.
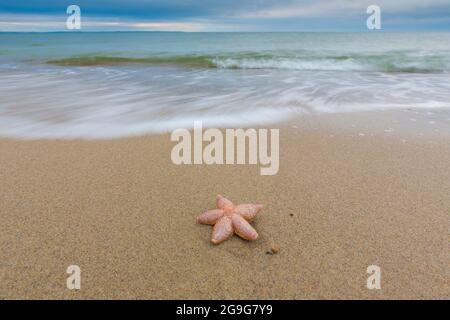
[1,0,279,18]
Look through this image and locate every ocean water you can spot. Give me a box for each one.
[0,32,449,139]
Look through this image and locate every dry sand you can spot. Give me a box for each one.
[0,113,449,299]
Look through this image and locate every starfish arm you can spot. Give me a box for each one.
[231,214,258,241]
[197,209,224,225]
[235,204,263,221]
[216,194,234,210]
[211,216,233,244]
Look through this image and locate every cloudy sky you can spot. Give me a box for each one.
[0,0,449,31]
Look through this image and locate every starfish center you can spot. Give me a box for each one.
[223,206,235,216]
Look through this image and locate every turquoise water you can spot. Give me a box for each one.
[2,32,450,72]
[0,32,450,138]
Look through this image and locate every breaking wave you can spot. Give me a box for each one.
[46,51,450,73]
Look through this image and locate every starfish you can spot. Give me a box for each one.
[197,195,263,244]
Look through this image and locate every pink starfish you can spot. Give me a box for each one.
[197,195,263,244]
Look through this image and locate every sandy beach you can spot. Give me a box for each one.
[0,112,448,299]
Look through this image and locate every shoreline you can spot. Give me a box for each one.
[0,111,449,299]
[1,107,449,141]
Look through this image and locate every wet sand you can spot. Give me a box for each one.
[0,112,449,299]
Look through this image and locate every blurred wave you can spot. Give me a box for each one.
[46,50,450,73]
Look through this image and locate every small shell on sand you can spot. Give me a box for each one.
[270,245,280,254]
[266,245,280,255]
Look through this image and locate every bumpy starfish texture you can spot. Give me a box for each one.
[197,195,263,244]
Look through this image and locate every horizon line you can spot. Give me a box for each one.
[1,30,448,33]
